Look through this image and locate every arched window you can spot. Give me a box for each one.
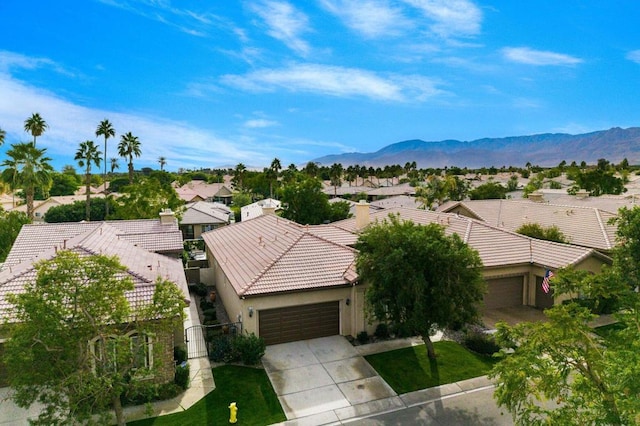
[89,332,153,373]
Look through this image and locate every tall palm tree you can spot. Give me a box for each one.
[158,156,166,171]
[268,157,282,198]
[117,132,141,184]
[1,142,53,220]
[96,119,115,217]
[233,163,247,190]
[0,127,5,146]
[24,113,48,146]
[75,140,102,221]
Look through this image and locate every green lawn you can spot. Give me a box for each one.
[129,365,285,426]
[365,340,498,394]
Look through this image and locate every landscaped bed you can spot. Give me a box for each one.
[365,340,499,394]
[129,365,285,426]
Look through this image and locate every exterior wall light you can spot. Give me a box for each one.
[248,306,254,317]
[346,298,350,306]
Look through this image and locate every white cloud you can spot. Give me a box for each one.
[249,1,311,56]
[0,71,265,170]
[319,0,408,38]
[402,0,482,38]
[626,50,640,64]
[221,63,443,101]
[244,119,279,128]
[502,47,583,66]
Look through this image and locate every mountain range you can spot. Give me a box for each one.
[312,127,640,168]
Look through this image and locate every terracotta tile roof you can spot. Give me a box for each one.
[176,181,232,202]
[438,200,617,251]
[333,207,609,269]
[3,219,182,269]
[366,183,416,197]
[181,201,232,225]
[205,206,609,298]
[202,215,357,297]
[0,223,188,323]
[370,195,423,209]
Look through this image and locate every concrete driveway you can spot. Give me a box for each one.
[482,306,548,329]
[262,336,401,424]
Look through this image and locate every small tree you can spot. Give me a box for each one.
[113,176,183,220]
[355,214,486,358]
[515,223,568,243]
[0,209,30,262]
[4,251,186,425]
[280,175,331,225]
[490,206,640,425]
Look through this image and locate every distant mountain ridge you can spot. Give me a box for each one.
[312,127,640,168]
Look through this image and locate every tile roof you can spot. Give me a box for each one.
[181,201,232,225]
[3,218,182,268]
[205,207,608,298]
[0,223,188,323]
[438,200,617,251]
[332,207,609,269]
[176,181,232,202]
[201,215,357,297]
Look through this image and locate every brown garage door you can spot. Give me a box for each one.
[259,301,340,345]
[484,276,524,309]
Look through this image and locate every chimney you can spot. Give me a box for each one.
[575,189,590,199]
[528,191,544,203]
[262,201,276,216]
[159,208,176,225]
[355,200,370,230]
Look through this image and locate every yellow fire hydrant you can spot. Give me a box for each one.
[228,402,238,424]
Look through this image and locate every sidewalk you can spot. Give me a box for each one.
[269,331,497,426]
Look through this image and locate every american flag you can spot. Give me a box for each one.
[542,270,554,294]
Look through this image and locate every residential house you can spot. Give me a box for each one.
[180,201,234,240]
[240,198,282,222]
[0,212,189,387]
[201,203,609,346]
[176,181,233,205]
[10,194,105,223]
[438,199,618,254]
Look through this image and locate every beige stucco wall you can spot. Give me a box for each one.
[204,254,367,338]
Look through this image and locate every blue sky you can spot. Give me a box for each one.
[1,1,639,172]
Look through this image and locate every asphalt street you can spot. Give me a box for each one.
[345,387,515,426]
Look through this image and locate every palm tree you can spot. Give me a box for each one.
[268,157,282,198]
[24,113,48,146]
[158,156,167,171]
[233,163,247,190]
[96,119,115,216]
[1,142,53,220]
[0,127,5,146]
[110,158,119,175]
[75,140,102,221]
[117,132,141,184]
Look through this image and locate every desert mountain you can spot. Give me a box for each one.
[312,127,640,168]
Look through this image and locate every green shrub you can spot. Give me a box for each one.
[156,382,183,401]
[357,331,369,344]
[374,323,389,339]
[173,346,187,364]
[202,308,217,321]
[233,333,266,365]
[390,322,413,338]
[174,363,190,390]
[194,282,208,297]
[200,299,215,311]
[463,331,500,355]
[209,335,238,363]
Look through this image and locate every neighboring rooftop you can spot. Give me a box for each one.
[437,199,618,252]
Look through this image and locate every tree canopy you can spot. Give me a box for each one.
[355,214,486,358]
[279,174,331,225]
[112,176,183,220]
[469,181,507,200]
[515,223,568,243]
[3,251,186,425]
[0,209,30,262]
[490,206,640,425]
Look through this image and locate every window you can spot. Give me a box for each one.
[201,224,215,233]
[89,332,153,373]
